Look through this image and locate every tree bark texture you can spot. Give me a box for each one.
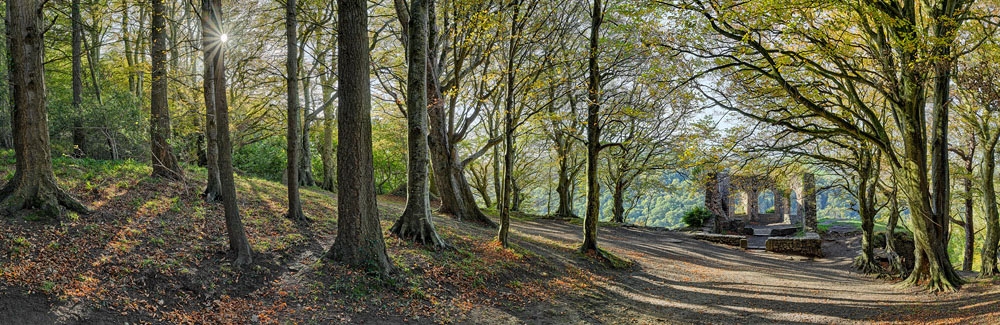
[326,0,394,274]
[150,0,181,180]
[205,0,253,266]
[580,0,602,254]
[1,0,89,218]
[496,0,522,248]
[959,146,974,273]
[981,144,1000,276]
[71,0,86,157]
[554,136,576,218]
[201,0,222,202]
[853,150,880,274]
[298,115,316,186]
[284,0,306,221]
[425,0,495,228]
[391,0,445,248]
[897,2,964,291]
[318,30,337,192]
[612,181,625,224]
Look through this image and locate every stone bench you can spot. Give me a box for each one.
[691,233,744,247]
[765,233,823,257]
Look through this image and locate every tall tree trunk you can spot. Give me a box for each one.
[391,0,445,248]
[580,0,603,254]
[326,0,393,274]
[201,0,222,201]
[122,0,136,97]
[981,144,1000,276]
[426,0,495,228]
[150,0,181,180]
[854,150,880,274]
[612,181,625,224]
[492,144,502,209]
[1,0,89,218]
[83,22,103,106]
[960,144,974,272]
[0,30,8,149]
[319,76,336,192]
[285,0,306,221]
[497,0,521,247]
[205,0,253,266]
[901,10,961,291]
[475,179,493,208]
[884,188,907,277]
[71,0,86,157]
[553,134,576,218]
[298,77,316,186]
[511,180,522,212]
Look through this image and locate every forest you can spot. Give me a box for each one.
[2,0,1000,323]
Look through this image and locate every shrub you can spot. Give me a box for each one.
[233,137,287,181]
[682,206,713,228]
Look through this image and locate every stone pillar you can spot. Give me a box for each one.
[745,188,759,223]
[773,188,786,216]
[719,172,732,219]
[800,173,817,232]
[705,173,723,217]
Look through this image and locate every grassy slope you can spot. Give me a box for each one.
[0,152,593,324]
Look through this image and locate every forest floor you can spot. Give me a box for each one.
[1,154,998,324]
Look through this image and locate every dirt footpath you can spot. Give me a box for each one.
[503,219,1000,325]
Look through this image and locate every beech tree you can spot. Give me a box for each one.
[580,0,604,254]
[150,0,182,179]
[955,46,1000,277]
[390,0,446,247]
[71,0,86,157]
[201,0,222,201]
[423,0,500,228]
[664,0,974,291]
[285,0,306,221]
[326,0,393,273]
[203,0,253,266]
[1,0,89,217]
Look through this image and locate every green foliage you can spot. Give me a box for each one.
[681,206,712,228]
[233,137,287,181]
[371,119,406,194]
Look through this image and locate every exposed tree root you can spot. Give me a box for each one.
[391,209,448,249]
[579,248,633,269]
[852,255,882,275]
[1,177,89,219]
[286,212,312,223]
[902,265,963,293]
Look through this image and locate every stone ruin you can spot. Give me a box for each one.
[704,171,817,232]
[699,171,822,257]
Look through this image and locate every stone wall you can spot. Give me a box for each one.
[765,233,823,257]
[755,213,783,225]
[691,233,744,247]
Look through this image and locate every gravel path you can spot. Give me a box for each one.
[503,219,1000,324]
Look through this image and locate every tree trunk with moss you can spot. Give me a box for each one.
[981,143,1000,276]
[424,0,495,228]
[391,0,445,248]
[1,0,90,218]
[580,0,603,254]
[612,181,626,224]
